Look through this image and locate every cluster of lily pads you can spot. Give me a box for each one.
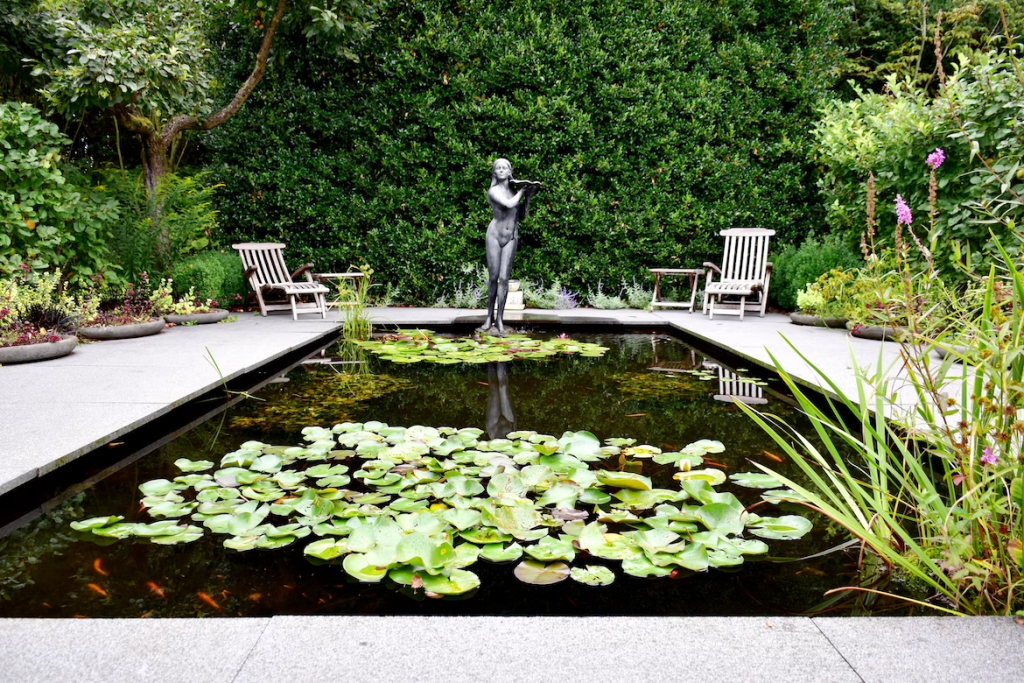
[352,331,609,365]
[680,367,769,387]
[71,422,811,597]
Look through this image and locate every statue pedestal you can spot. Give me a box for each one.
[505,280,525,310]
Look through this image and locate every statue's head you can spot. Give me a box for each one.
[490,158,512,186]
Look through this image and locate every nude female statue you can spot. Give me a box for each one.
[477,158,541,336]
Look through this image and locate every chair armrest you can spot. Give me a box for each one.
[766,262,773,274]
[243,266,258,282]
[291,263,315,281]
[702,262,721,275]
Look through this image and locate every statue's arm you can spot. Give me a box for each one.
[488,186,525,209]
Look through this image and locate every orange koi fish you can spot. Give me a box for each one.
[248,593,262,601]
[197,592,221,610]
[92,558,108,576]
[762,450,783,463]
[86,583,108,598]
[140,611,154,618]
[147,582,165,598]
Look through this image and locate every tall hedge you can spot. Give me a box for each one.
[207,0,843,301]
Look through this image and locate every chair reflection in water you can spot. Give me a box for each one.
[486,362,517,440]
[701,361,768,405]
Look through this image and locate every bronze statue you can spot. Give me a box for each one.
[477,158,542,336]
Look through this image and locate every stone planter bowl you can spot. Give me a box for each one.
[0,335,78,364]
[508,280,521,293]
[165,309,231,325]
[78,318,165,340]
[789,313,849,329]
[846,321,906,342]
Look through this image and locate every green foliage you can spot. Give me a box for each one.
[587,282,627,310]
[794,267,857,317]
[815,50,1024,280]
[102,169,221,280]
[169,250,245,302]
[0,101,119,284]
[771,233,863,310]
[24,0,383,119]
[835,0,1022,93]
[207,0,844,302]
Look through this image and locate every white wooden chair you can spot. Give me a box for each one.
[702,228,775,320]
[232,243,329,320]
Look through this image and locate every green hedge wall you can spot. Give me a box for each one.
[207,0,843,301]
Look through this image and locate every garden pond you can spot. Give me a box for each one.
[0,331,889,618]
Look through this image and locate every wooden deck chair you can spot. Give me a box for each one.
[702,228,775,321]
[232,243,329,320]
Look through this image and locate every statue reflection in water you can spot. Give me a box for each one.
[486,362,517,440]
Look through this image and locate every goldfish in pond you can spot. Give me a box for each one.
[86,583,108,598]
[197,592,221,610]
[92,559,108,576]
[147,582,165,598]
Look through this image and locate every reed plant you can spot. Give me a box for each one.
[336,265,373,340]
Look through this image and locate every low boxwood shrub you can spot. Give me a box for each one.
[169,251,246,304]
[771,233,862,311]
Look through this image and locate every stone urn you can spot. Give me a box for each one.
[0,335,78,364]
[78,318,166,340]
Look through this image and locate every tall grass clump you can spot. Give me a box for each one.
[337,265,373,340]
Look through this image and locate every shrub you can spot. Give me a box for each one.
[587,281,627,310]
[794,267,856,318]
[0,102,119,285]
[622,278,653,309]
[169,251,245,303]
[815,51,1024,280]
[207,0,844,303]
[101,169,222,281]
[771,233,862,311]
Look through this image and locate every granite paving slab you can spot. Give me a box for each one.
[0,618,270,683]
[816,616,1024,682]
[234,615,860,683]
[0,314,340,495]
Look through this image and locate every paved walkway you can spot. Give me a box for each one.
[1,615,1021,682]
[2,307,1005,683]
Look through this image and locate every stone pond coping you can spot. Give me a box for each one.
[0,308,1011,681]
[1,615,1021,683]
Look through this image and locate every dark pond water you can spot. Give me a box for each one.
[0,331,881,618]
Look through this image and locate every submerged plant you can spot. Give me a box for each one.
[72,421,811,598]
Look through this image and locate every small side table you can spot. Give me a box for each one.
[648,268,705,312]
[315,272,366,308]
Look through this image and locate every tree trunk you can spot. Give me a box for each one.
[109,0,288,262]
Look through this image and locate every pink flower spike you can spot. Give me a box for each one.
[981,446,998,465]
[895,195,913,226]
[926,148,946,170]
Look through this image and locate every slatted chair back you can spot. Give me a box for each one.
[719,228,773,284]
[235,243,293,288]
[232,242,329,320]
[713,366,767,405]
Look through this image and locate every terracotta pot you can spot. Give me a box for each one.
[789,313,849,329]
[0,335,78,364]
[164,309,231,325]
[78,318,165,340]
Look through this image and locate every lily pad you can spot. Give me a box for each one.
[748,515,813,540]
[174,459,214,473]
[729,472,784,489]
[595,471,652,491]
[480,542,524,563]
[570,565,616,586]
[513,560,571,585]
